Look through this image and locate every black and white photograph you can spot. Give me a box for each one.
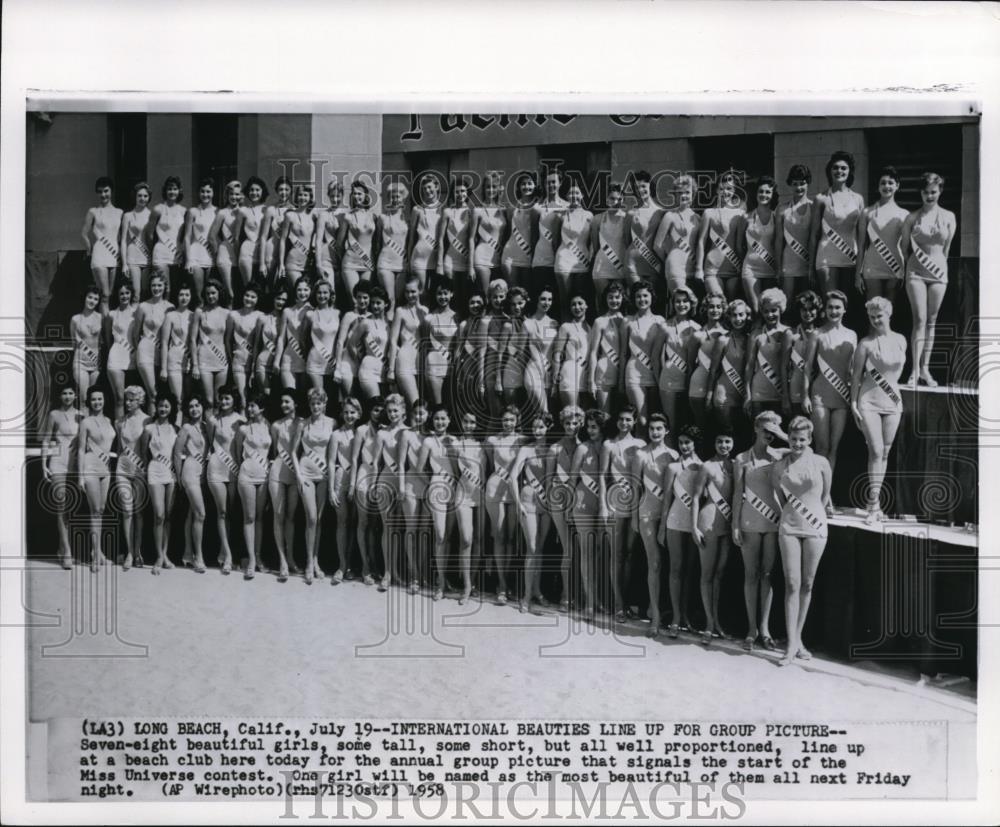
[2,1,998,824]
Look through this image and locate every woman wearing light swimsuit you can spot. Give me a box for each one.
[119,181,153,300]
[41,385,82,569]
[208,180,242,301]
[855,165,908,303]
[150,176,186,295]
[81,176,123,313]
[277,185,316,283]
[105,281,138,420]
[76,387,117,571]
[810,151,865,297]
[70,286,103,406]
[233,175,269,296]
[227,282,264,406]
[183,178,217,300]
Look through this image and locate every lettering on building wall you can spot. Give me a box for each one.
[400,114,663,142]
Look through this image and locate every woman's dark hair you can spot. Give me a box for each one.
[785,164,812,186]
[244,391,266,410]
[877,165,900,185]
[197,177,215,191]
[274,176,292,191]
[630,279,656,305]
[245,175,269,201]
[154,391,177,416]
[368,285,389,305]
[365,395,386,426]
[95,176,114,192]
[161,175,184,202]
[584,409,609,432]
[752,175,779,211]
[83,283,102,300]
[678,424,703,443]
[648,412,671,431]
[795,289,823,316]
[85,385,105,405]
[825,151,856,188]
[634,170,652,184]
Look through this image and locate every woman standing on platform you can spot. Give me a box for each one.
[133,273,173,410]
[82,176,123,314]
[732,411,787,652]
[451,293,486,421]
[810,152,865,296]
[387,276,427,408]
[408,174,444,297]
[452,410,486,606]
[42,385,82,570]
[658,286,701,440]
[76,387,116,571]
[587,282,626,414]
[509,412,556,614]
[484,406,525,606]
[173,394,208,573]
[571,409,608,619]
[105,281,138,420]
[150,177,185,295]
[437,176,475,304]
[781,290,822,419]
[626,171,664,294]
[501,172,538,291]
[657,424,703,638]
[332,282,370,402]
[548,405,583,611]
[802,290,856,493]
[901,172,956,388]
[470,173,508,300]
[328,396,362,583]
[688,292,727,426]
[296,387,334,583]
[422,281,457,408]
[706,299,751,437]
[269,388,302,581]
[631,413,677,635]
[159,283,193,421]
[305,280,340,394]
[349,396,385,587]
[209,180,242,301]
[277,185,316,284]
[275,276,313,391]
[775,165,813,301]
[373,394,408,591]
[855,166,908,302]
[851,296,907,523]
[771,415,831,666]
[532,169,568,302]
[553,294,591,410]
[261,176,293,284]
[622,281,665,433]
[254,284,287,399]
[415,405,455,600]
[70,286,103,406]
[600,405,645,620]
[235,391,273,579]
[741,176,780,314]
[478,279,510,423]
[139,393,177,574]
[233,176,268,295]
[696,171,744,300]
[183,178,217,300]
[376,181,410,308]
[744,287,788,420]
[553,179,594,319]
[590,183,630,307]
[497,286,531,412]
[119,182,153,300]
[658,175,700,300]
[397,399,430,594]
[355,285,391,401]
[205,385,243,575]
[690,430,735,644]
[227,283,264,406]
[190,280,230,408]
[315,180,345,289]
[522,288,559,418]
[114,385,146,570]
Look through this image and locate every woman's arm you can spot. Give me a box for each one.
[731,457,746,547]
[277,213,292,278]
[466,208,478,274]
[598,442,611,521]
[183,208,196,272]
[743,333,760,415]
[159,314,173,382]
[808,196,825,281]
[801,333,820,415]
[386,308,404,383]
[779,329,794,415]
[849,338,868,427]
[855,206,870,288]
[705,335,727,410]
[189,309,203,379]
[586,318,603,396]
[657,463,676,544]
[259,211,273,271]
[172,426,189,481]
[224,311,236,364]
[690,465,708,546]
[81,208,95,254]
[550,324,569,388]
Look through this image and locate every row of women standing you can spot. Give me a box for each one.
[43,371,838,666]
[82,154,955,395]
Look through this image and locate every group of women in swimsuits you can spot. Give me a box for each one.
[50,155,951,665]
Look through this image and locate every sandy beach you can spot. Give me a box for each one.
[25,561,974,725]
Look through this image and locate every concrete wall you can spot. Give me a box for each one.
[25,113,108,252]
[611,138,696,205]
[773,129,870,204]
[960,122,979,258]
[147,114,194,205]
[239,114,313,195]
[311,114,382,206]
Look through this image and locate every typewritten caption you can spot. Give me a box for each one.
[39,718,973,803]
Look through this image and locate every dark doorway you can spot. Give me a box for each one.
[107,114,147,195]
[193,114,239,200]
[691,133,775,210]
